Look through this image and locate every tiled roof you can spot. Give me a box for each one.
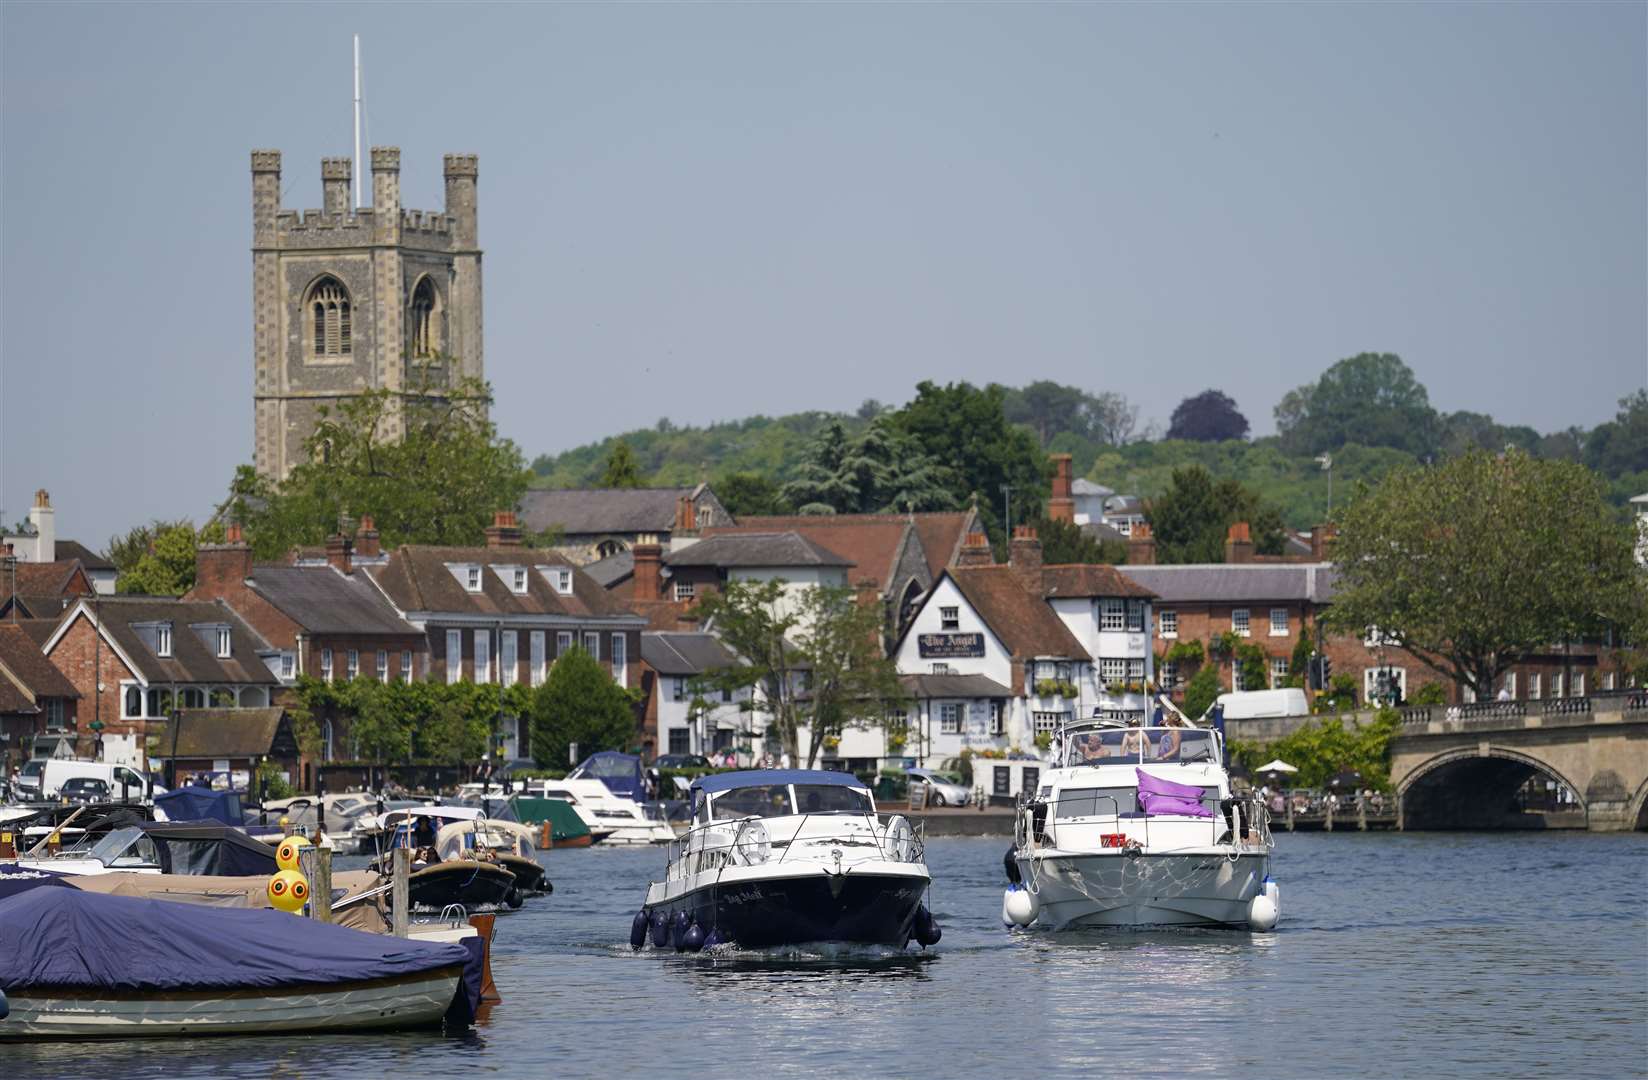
[63,597,278,686]
[910,511,978,578]
[0,623,78,700]
[948,567,1086,660]
[150,708,290,759]
[664,532,852,569]
[640,632,737,675]
[899,673,1013,699]
[518,486,707,535]
[54,540,115,571]
[248,565,421,636]
[366,546,641,621]
[8,561,87,599]
[1118,563,1337,604]
[706,515,906,589]
[1041,565,1156,600]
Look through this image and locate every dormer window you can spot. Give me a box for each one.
[555,569,573,595]
[466,567,482,591]
[216,627,232,658]
[156,624,173,658]
[509,566,528,594]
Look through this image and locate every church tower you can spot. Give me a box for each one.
[251,148,484,479]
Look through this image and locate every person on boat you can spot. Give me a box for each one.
[1156,727,1182,760]
[1120,726,1150,757]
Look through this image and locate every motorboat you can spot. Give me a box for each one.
[522,778,670,845]
[635,769,939,951]
[506,794,603,847]
[1004,703,1279,932]
[434,818,550,905]
[370,806,517,913]
[13,819,277,878]
[0,887,479,1037]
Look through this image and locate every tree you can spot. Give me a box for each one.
[1182,663,1222,719]
[1143,466,1285,563]
[1030,515,1125,565]
[715,472,793,518]
[893,381,1047,545]
[227,374,531,560]
[690,580,803,760]
[1229,710,1401,790]
[1275,352,1440,458]
[117,520,224,596]
[781,416,953,516]
[1002,382,1141,447]
[529,646,636,768]
[1585,390,1648,479]
[1166,390,1249,442]
[1327,451,1646,699]
[599,440,645,488]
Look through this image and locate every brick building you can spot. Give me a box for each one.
[517,485,732,565]
[0,623,80,769]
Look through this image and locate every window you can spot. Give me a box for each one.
[446,630,463,684]
[1056,661,1072,683]
[1603,672,1614,692]
[555,569,574,596]
[1364,626,1395,647]
[1271,657,1289,688]
[510,567,528,594]
[124,686,142,718]
[377,649,389,683]
[156,624,173,658]
[1270,608,1289,636]
[1035,661,1055,681]
[500,631,517,686]
[346,649,359,679]
[720,686,733,703]
[1033,711,1062,733]
[1573,672,1586,697]
[557,631,573,657]
[1527,673,1541,700]
[464,566,482,592]
[611,634,626,685]
[530,632,546,686]
[697,507,713,528]
[991,700,1005,735]
[401,650,413,681]
[1100,599,1125,632]
[1551,672,1563,699]
[931,662,952,675]
[674,581,696,602]
[1158,610,1178,638]
[308,276,352,357]
[279,652,295,679]
[939,704,962,734]
[887,708,907,732]
[1504,672,1517,699]
[1232,609,1251,636]
[1160,660,1180,689]
[583,632,600,659]
[1100,658,1127,684]
[1126,600,1145,633]
[672,677,687,702]
[216,627,232,658]
[940,606,959,631]
[409,276,438,357]
[45,698,64,731]
[474,631,491,683]
[668,729,690,755]
[321,648,334,682]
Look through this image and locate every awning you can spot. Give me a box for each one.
[1256,759,1298,774]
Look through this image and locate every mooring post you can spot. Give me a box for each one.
[1324,801,1334,832]
[1286,799,1294,832]
[314,844,334,922]
[392,846,410,937]
[1357,799,1368,831]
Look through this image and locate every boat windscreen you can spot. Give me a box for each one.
[1069,727,1218,765]
[711,785,793,820]
[87,826,159,867]
[793,784,872,815]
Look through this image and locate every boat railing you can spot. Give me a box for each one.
[1027,789,1273,855]
[663,811,925,881]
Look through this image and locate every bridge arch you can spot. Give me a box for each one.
[1627,775,1648,832]
[1398,745,1587,830]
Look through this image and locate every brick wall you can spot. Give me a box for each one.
[44,612,138,745]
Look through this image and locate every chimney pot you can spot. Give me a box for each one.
[632,538,664,600]
[958,530,994,567]
[225,523,244,545]
[1225,521,1255,564]
[1126,521,1156,565]
[34,489,50,509]
[325,534,353,575]
[1047,455,1075,524]
[484,509,523,549]
[354,514,381,558]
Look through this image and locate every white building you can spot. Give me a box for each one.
[2,489,117,594]
[1633,493,1648,567]
[642,631,757,760]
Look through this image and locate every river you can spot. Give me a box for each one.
[14,832,1647,1079]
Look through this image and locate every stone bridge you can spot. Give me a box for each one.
[1391,693,1648,831]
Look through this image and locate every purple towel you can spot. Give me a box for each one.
[1137,768,1215,818]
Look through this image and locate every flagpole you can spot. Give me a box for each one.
[353,34,363,210]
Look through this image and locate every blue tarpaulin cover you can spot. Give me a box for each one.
[570,751,644,799]
[155,785,244,826]
[688,769,869,795]
[0,865,79,902]
[0,889,475,1008]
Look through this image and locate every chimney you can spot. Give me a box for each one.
[354,514,382,558]
[958,529,994,568]
[1009,525,1043,592]
[1127,521,1157,565]
[484,510,522,550]
[1048,454,1075,524]
[195,525,253,596]
[1309,523,1337,562]
[325,534,353,575]
[26,488,55,564]
[670,495,701,552]
[632,534,663,600]
[1225,521,1254,564]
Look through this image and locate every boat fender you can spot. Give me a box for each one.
[1002,846,1022,885]
[682,921,706,952]
[913,905,942,948]
[1263,876,1281,917]
[542,879,554,896]
[1002,884,1038,928]
[671,910,692,951]
[630,910,650,950]
[506,888,525,911]
[0,987,8,1021]
[701,927,728,950]
[649,909,670,948]
[1247,893,1279,932]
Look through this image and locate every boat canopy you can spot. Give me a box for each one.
[688,769,869,796]
[381,806,484,826]
[135,821,278,876]
[155,785,245,826]
[0,888,478,1021]
[569,751,644,799]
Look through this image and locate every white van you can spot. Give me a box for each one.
[41,759,151,802]
[1211,688,1311,721]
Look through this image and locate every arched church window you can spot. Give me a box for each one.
[409,277,439,358]
[307,276,352,358]
[595,539,627,559]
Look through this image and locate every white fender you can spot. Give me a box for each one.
[1002,884,1038,927]
[1247,892,1278,932]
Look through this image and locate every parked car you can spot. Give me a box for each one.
[653,754,713,770]
[59,777,112,804]
[906,768,972,807]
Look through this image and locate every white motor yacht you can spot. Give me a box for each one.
[522,778,673,845]
[634,769,938,951]
[1005,705,1279,932]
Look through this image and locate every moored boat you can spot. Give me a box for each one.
[435,818,551,904]
[372,807,517,913]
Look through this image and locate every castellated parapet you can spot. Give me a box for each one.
[251,147,484,480]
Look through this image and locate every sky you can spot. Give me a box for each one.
[2,2,1644,548]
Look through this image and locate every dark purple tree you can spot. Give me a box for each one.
[1166,390,1250,442]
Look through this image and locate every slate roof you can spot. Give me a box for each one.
[247,565,421,636]
[583,551,635,589]
[56,597,278,686]
[1118,563,1338,604]
[899,673,1013,699]
[366,546,641,621]
[1071,478,1113,497]
[1080,521,1128,544]
[54,540,115,572]
[664,532,853,569]
[150,708,291,759]
[640,631,737,675]
[947,567,1087,659]
[706,515,906,589]
[518,486,704,535]
[1041,564,1156,600]
[0,623,79,705]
